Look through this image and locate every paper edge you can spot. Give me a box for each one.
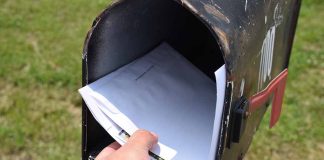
[208,65,226,160]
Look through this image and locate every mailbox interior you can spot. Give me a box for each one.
[83,0,224,158]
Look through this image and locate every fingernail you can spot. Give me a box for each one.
[150,132,158,139]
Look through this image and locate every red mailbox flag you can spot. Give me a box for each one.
[249,69,288,128]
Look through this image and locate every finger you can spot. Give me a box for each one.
[124,129,158,151]
[95,142,121,160]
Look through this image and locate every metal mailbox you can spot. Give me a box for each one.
[82,0,301,159]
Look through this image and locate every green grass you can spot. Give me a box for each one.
[0,0,110,159]
[0,0,323,159]
[246,1,324,159]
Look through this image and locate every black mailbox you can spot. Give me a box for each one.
[82,0,301,159]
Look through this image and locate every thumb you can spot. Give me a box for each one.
[124,129,158,151]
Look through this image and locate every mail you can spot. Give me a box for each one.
[79,43,223,159]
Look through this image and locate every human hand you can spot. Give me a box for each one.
[95,130,158,160]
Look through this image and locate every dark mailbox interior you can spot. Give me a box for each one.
[83,0,224,158]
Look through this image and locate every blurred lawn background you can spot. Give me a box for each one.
[0,0,323,159]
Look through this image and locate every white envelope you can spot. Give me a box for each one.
[79,43,226,160]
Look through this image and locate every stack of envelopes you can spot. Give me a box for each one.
[79,43,219,160]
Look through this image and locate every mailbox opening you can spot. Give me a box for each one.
[84,0,225,158]
[86,0,224,82]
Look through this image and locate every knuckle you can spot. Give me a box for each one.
[134,129,152,138]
